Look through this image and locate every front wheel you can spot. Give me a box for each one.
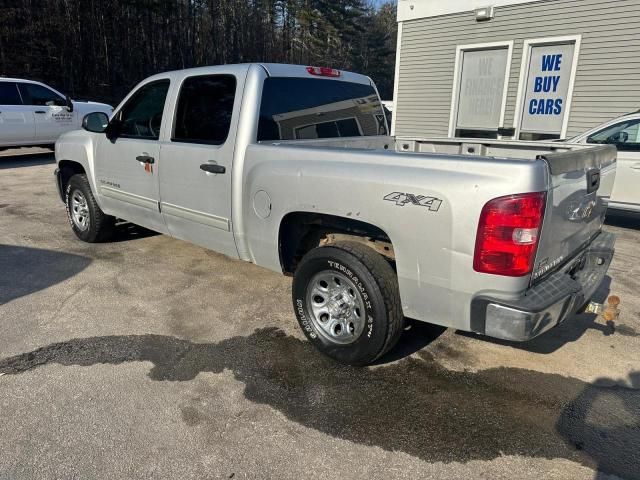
[292,241,404,366]
[65,174,115,243]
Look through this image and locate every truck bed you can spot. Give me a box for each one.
[259,136,617,287]
[266,135,609,160]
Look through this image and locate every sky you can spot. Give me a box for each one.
[373,0,397,7]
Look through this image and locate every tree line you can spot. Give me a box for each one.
[0,0,397,104]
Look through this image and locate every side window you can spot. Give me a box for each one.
[587,119,640,152]
[18,83,65,106]
[173,75,236,145]
[117,80,170,140]
[0,82,22,105]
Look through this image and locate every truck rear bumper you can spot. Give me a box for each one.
[470,231,615,342]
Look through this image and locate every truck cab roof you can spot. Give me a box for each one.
[141,63,374,86]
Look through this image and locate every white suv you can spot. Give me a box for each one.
[0,78,112,148]
[568,112,640,214]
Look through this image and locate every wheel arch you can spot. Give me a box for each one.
[278,211,396,275]
[57,160,87,201]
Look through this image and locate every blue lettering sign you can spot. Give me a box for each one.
[533,75,561,93]
[534,77,542,92]
[554,98,563,115]
[542,54,563,72]
[545,99,555,114]
[528,98,563,115]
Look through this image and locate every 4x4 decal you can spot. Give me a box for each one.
[383,192,442,212]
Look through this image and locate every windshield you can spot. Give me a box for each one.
[258,77,387,141]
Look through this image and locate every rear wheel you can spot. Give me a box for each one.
[292,241,404,365]
[65,174,115,242]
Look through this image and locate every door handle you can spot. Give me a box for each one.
[586,168,600,194]
[136,155,155,164]
[35,110,47,114]
[631,163,640,170]
[200,163,226,174]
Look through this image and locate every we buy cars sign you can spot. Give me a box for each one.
[520,42,575,135]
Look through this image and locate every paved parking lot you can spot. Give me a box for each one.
[0,149,638,480]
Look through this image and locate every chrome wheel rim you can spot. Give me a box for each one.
[70,190,90,231]
[306,271,366,345]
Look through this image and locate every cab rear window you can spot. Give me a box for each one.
[258,77,387,141]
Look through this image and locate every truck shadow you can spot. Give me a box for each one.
[374,320,446,365]
[0,328,637,478]
[0,152,55,169]
[0,244,91,304]
[456,276,628,354]
[557,372,640,480]
[111,221,160,243]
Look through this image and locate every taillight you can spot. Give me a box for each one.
[473,192,546,277]
[306,66,341,77]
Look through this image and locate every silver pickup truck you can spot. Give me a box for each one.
[54,63,616,365]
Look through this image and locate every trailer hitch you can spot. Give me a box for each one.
[584,295,621,321]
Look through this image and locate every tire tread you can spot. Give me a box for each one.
[324,241,404,363]
[66,174,114,242]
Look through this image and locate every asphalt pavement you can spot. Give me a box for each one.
[0,148,638,479]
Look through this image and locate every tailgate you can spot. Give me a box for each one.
[532,145,617,282]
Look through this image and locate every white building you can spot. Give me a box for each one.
[392,0,640,140]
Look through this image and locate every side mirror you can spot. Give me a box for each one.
[104,118,122,142]
[608,131,628,144]
[82,112,110,133]
[65,95,74,113]
[104,117,123,141]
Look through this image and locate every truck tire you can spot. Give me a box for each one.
[292,241,404,366]
[65,174,115,243]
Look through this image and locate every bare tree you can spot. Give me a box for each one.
[0,0,397,103]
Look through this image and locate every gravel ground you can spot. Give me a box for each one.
[0,148,638,480]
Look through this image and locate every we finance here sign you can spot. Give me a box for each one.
[521,42,576,135]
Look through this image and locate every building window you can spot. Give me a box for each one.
[449,41,513,138]
[514,35,581,140]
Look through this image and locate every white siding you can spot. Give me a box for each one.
[395,0,640,138]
